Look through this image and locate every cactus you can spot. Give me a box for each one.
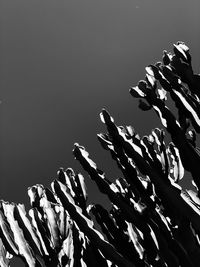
[1,42,200,266]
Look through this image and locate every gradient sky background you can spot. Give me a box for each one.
[0,0,200,209]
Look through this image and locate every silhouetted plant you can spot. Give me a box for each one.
[1,42,200,266]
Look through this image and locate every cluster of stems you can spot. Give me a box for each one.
[1,42,200,266]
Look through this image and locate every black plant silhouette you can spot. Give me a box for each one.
[1,42,200,266]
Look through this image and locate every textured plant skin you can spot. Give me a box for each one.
[1,42,200,266]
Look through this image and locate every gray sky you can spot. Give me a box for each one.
[0,0,200,206]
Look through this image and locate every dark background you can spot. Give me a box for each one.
[0,0,200,209]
